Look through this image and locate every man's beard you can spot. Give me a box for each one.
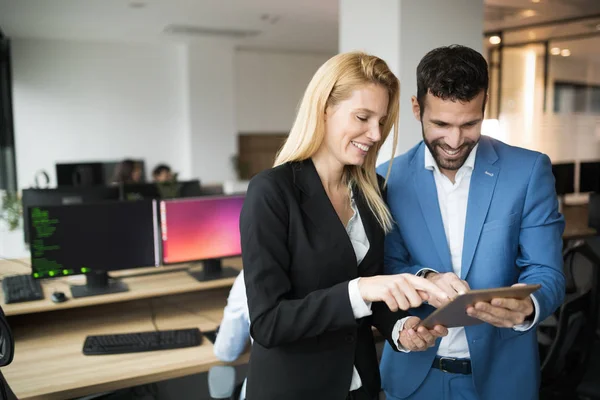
[423,128,478,171]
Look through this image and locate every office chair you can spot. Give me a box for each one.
[576,339,600,400]
[575,237,600,400]
[0,306,17,400]
[539,238,600,399]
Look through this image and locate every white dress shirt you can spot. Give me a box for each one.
[424,143,479,358]
[215,188,373,397]
[391,144,539,356]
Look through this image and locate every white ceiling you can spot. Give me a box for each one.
[485,0,600,32]
[552,36,600,64]
[0,0,599,53]
[0,0,339,52]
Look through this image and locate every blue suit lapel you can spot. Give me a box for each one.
[412,144,452,272]
[461,137,500,279]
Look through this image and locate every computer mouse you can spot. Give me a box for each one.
[51,291,68,303]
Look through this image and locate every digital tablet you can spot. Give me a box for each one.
[419,284,541,329]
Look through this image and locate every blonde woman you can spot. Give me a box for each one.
[240,52,448,400]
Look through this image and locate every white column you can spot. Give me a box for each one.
[185,40,237,183]
[340,0,484,164]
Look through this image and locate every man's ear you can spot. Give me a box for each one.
[411,96,421,122]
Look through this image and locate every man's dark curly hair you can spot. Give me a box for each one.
[416,45,488,118]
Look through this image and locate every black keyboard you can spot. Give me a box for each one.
[2,274,44,304]
[83,328,203,355]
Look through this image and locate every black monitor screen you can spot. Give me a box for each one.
[29,200,159,279]
[21,187,120,244]
[56,163,105,186]
[551,162,575,195]
[580,161,600,193]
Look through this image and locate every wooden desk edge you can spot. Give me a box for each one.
[20,353,250,400]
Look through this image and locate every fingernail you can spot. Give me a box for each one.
[408,329,415,336]
[492,299,501,306]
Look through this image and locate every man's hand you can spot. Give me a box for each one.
[466,284,534,328]
[425,272,470,308]
[398,317,448,351]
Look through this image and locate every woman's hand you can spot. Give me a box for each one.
[358,274,449,311]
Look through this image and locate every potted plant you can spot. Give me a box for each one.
[0,191,22,232]
[0,190,26,259]
[230,154,250,181]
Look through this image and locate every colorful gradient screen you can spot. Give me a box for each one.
[160,195,244,264]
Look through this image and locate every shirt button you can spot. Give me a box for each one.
[346,334,355,343]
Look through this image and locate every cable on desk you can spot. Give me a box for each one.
[148,300,159,331]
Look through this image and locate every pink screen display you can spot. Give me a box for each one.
[160,196,244,264]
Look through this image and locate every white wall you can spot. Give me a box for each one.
[339,0,400,76]
[11,39,191,188]
[235,49,332,133]
[187,40,237,183]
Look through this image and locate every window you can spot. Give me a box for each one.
[554,81,600,114]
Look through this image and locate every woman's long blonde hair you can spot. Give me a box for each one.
[274,51,399,232]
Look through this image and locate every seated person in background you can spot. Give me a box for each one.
[112,159,143,184]
[152,164,174,182]
[213,271,250,400]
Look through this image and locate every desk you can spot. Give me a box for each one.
[0,258,241,316]
[563,205,596,241]
[3,289,247,400]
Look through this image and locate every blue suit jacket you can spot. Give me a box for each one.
[376,136,565,400]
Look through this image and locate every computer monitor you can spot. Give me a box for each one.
[551,162,575,196]
[29,200,159,298]
[160,195,244,281]
[56,163,105,186]
[121,180,202,201]
[21,186,121,244]
[579,161,600,193]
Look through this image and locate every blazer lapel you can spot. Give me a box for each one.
[292,159,357,271]
[412,145,453,272]
[461,137,500,279]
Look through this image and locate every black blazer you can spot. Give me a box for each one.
[240,159,405,400]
